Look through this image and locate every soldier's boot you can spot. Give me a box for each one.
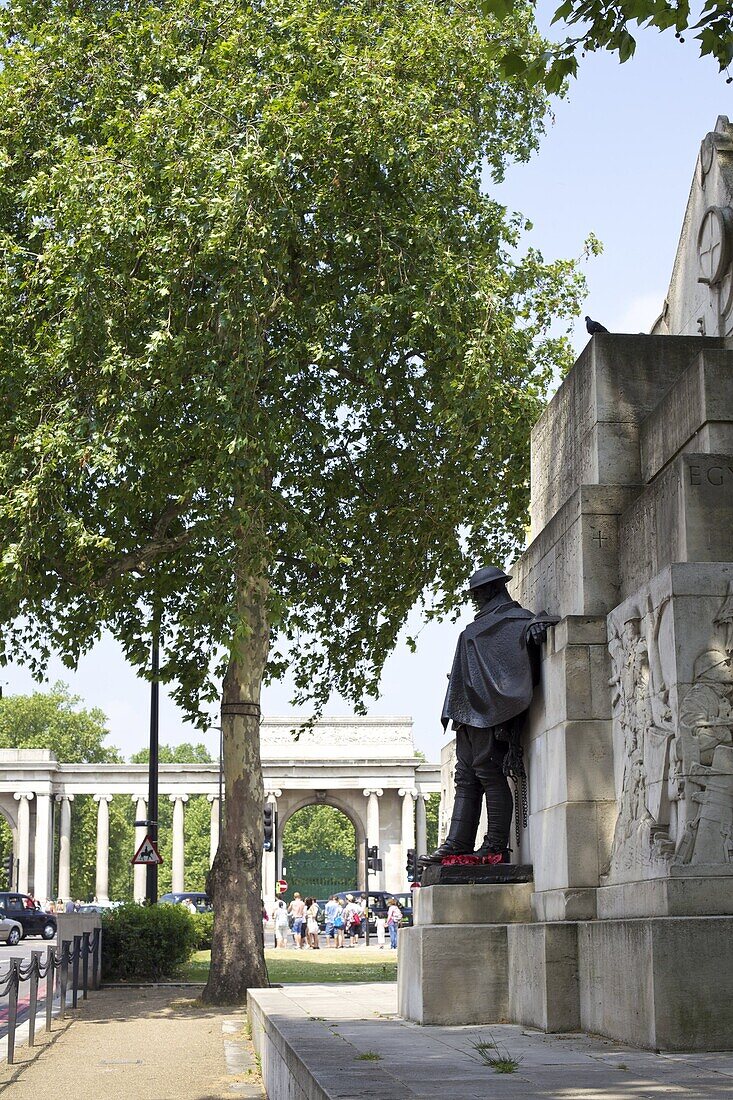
[419,788,482,865]
[472,837,511,862]
[472,762,514,862]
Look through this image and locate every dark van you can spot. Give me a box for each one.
[0,893,56,939]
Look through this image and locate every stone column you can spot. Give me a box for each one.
[363,788,383,889]
[208,795,220,868]
[132,795,147,903]
[170,794,189,893]
[399,788,417,888]
[33,793,52,902]
[416,793,428,856]
[94,795,112,902]
[14,793,33,894]
[57,795,73,901]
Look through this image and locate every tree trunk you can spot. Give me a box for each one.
[202,574,270,1003]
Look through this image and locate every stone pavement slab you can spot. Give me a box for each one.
[0,985,265,1100]
[249,983,733,1099]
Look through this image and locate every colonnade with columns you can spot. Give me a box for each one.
[0,733,441,903]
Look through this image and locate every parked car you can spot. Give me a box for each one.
[0,893,56,939]
[0,910,23,946]
[159,892,212,912]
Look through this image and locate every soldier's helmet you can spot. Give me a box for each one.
[468,565,513,590]
[694,649,732,682]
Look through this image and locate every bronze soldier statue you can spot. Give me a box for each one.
[421,565,555,865]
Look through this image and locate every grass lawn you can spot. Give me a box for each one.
[180,946,398,984]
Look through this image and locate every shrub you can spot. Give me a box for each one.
[101,903,198,981]
[191,910,214,950]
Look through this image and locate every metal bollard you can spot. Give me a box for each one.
[58,941,69,1020]
[7,957,21,1065]
[45,946,55,1034]
[81,931,90,1000]
[92,928,101,990]
[28,950,42,1047]
[71,934,81,1009]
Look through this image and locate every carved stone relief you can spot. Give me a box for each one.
[697,205,733,336]
[606,584,733,879]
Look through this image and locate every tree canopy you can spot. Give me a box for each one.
[483,0,733,88]
[0,0,589,999]
[0,0,588,721]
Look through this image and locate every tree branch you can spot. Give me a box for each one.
[91,498,195,590]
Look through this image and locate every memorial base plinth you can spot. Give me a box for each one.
[399,882,532,1025]
[508,922,580,1033]
[399,883,733,1049]
[398,923,510,1026]
[596,870,733,919]
[578,916,733,1051]
[414,882,532,925]
[419,862,533,886]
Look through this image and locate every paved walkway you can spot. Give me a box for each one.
[2,980,732,1099]
[249,983,733,1099]
[0,985,264,1100]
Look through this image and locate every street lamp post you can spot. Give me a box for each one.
[145,624,160,905]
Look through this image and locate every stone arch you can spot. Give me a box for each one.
[0,796,19,835]
[278,794,367,891]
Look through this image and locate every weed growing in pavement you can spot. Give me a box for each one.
[355,1051,382,1061]
[469,1032,522,1074]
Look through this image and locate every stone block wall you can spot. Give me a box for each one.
[512,334,733,922]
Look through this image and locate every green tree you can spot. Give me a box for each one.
[0,684,124,897]
[426,793,441,854]
[482,0,732,88]
[282,805,356,860]
[0,683,118,763]
[0,0,588,1001]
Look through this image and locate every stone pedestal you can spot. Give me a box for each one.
[398,882,532,1026]
[578,916,733,1051]
[507,922,580,1033]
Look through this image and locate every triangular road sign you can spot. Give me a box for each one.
[131,835,163,865]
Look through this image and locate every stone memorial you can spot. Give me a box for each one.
[399,117,733,1050]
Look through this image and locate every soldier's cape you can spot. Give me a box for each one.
[441,594,542,731]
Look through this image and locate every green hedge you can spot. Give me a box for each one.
[191,910,214,950]
[101,903,198,981]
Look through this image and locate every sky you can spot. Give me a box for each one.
[1,18,729,763]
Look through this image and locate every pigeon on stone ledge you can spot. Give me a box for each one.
[585,315,608,335]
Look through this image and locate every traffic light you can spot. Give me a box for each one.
[263,804,274,851]
[2,853,13,888]
[406,848,419,883]
[367,844,382,873]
